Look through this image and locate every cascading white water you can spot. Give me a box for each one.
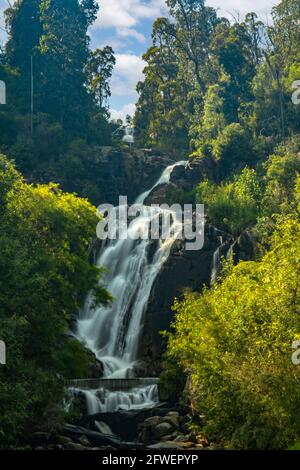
[76,384,159,414]
[211,228,235,285]
[75,161,186,414]
[122,126,134,146]
[211,231,224,285]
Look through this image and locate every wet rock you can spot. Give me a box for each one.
[147,442,183,450]
[85,349,104,378]
[170,155,219,190]
[174,434,187,442]
[65,442,87,451]
[179,441,195,449]
[91,147,174,206]
[30,432,50,446]
[138,410,186,444]
[144,182,180,206]
[138,226,221,374]
[160,435,175,442]
[164,411,180,429]
[64,423,144,450]
[79,435,91,447]
[57,435,74,446]
[144,416,163,428]
[153,422,174,439]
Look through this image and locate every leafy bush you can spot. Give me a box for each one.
[196,167,261,235]
[212,123,255,175]
[159,355,186,404]
[0,155,109,448]
[54,338,92,380]
[166,198,300,449]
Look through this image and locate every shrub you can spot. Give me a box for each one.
[166,207,300,449]
[196,168,261,235]
[212,123,255,176]
[0,155,110,448]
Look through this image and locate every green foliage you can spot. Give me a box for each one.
[159,355,186,404]
[0,155,109,448]
[136,0,299,179]
[53,338,91,380]
[196,167,261,234]
[0,154,21,206]
[1,0,114,191]
[167,197,300,448]
[212,124,255,175]
[260,142,300,218]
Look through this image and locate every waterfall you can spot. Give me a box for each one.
[211,228,236,285]
[77,384,159,414]
[211,232,224,285]
[122,126,134,146]
[75,161,186,414]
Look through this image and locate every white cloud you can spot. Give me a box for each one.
[110,53,145,98]
[107,0,279,116]
[0,1,6,43]
[94,0,167,42]
[110,103,136,121]
[207,0,278,21]
[117,28,146,43]
[95,0,278,37]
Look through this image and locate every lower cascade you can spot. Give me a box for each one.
[74,161,186,415]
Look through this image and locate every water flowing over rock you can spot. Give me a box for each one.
[91,147,174,205]
[74,161,188,414]
[138,225,224,373]
[71,153,257,418]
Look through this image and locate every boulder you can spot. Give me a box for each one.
[79,435,91,447]
[152,422,174,440]
[164,412,180,429]
[64,442,88,451]
[196,433,210,448]
[57,435,74,446]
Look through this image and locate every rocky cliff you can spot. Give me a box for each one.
[94,147,174,205]
[137,227,223,375]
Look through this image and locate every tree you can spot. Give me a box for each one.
[135,17,190,153]
[38,0,99,130]
[269,0,300,67]
[212,123,255,175]
[166,0,218,94]
[243,12,265,66]
[0,154,110,448]
[5,0,42,114]
[86,46,115,111]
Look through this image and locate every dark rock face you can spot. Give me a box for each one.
[95,147,174,205]
[144,182,181,206]
[138,226,222,375]
[170,156,219,190]
[144,156,219,206]
[138,228,256,374]
[88,351,104,379]
[229,230,258,263]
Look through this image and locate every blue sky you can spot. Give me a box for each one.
[0,0,279,120]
